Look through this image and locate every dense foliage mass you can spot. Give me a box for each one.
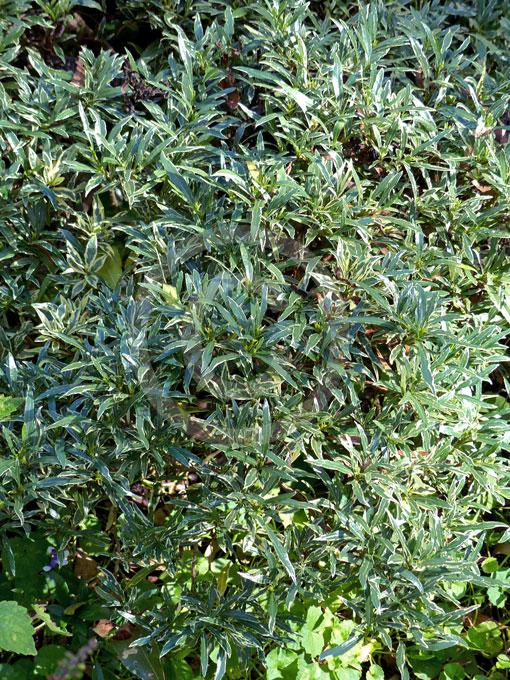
[1,0,510,678]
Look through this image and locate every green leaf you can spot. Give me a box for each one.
[266,647,303,680]
[167,655,194,680]
[0,659,33,679]
[2,537,15,576]
[481,557,499,573]
[109,636,167,680]
[32,604,71,636]
[34,645,68,675]
[494,567,510,585]
[335,670,362,680]
[299,663,335,680]
[466,622,503,656]
[97,245,123,288]
[0,395,24,421]
[332,54,343,100]
[277,83,313,113]
[396,642,409,680]
[214,649,227,680]
[487,587,506,608]
[417,344,435,393]
[301,606,325,657]
[319,634,363,661]
[257,355,298,388]
[0,601,36,655]
[367,664,385,680]
[262,520,296,584]
[251,200,262,239]
[1,535,48,605]
[496,653,510,669]
[161,155,194,205]
[0,459,14,477]
[439,663,465,680]
[200,634,208,677]
[84,234,98,269]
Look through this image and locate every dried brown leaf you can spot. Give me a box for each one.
[72,58,85,88]
[74,549,98,581]
[93,619,114,638]
[471,179,493,194]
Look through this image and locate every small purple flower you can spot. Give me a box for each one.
[43,547,69,572]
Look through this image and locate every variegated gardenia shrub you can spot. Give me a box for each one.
[1,0,510,678]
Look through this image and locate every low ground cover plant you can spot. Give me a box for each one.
[1,0,510,678]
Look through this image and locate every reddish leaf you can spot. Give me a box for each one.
[220,70,239,110]
[72,58,85,88]
[471,179,493,194]
[226,89,240,110]
[112,624,134,641]
[93,619,114,638]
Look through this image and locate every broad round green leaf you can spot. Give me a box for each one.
[0,601,36,656]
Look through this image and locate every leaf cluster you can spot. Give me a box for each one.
[1,0,510,678]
